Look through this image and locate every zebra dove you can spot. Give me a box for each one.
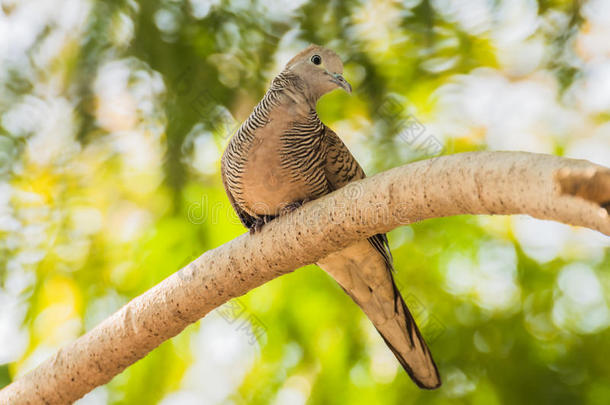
[221,45,441,389]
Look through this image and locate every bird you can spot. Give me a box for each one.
[220,44,441,389]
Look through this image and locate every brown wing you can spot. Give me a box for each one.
[323,127,393,268]
[323,126,365,187]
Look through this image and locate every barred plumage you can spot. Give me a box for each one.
[221,71,297,223]
[220,45,441,389]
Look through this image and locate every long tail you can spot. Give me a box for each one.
[317,240,441,389]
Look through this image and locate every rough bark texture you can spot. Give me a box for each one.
[1,151,609,404]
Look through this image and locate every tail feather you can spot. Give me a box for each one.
[375,287,440,389]
[318,240,441,389]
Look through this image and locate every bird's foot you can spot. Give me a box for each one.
[249,215,276,235]
[248,200,309,235]
[280,198,310,215]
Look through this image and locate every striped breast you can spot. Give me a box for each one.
[278,109,328,199]
[221,74,286,216]
[223,72,329,217]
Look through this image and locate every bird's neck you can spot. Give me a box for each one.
[270,71,319,116]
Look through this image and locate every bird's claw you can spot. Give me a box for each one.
[280,198,310,215]
[249,215,276,234]
[248,199,309,234]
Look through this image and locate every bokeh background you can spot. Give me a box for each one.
[1,0,610,403]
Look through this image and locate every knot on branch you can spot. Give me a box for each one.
[556,167,610,214]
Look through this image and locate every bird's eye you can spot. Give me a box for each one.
[311,55,322,65]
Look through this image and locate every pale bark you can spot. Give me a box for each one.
[1,151,608,404]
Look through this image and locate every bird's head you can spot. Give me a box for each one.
[284,44,352,100]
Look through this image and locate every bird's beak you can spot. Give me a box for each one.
[332,73,352,94]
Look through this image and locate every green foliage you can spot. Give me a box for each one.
[0,0,608,404]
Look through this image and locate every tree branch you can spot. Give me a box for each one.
[1,151,609,404]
